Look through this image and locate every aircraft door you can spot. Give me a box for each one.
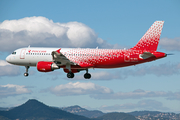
[20,49,26,59]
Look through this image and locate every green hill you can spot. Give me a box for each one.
[1,99,178,120]
[95,112,138,120]
[129,110,161,116]
[0,99,90,120]
[61,105,104,118]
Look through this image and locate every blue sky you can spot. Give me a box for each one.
[0,0,180,113]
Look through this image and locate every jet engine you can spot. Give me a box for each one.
[37,61,59,72]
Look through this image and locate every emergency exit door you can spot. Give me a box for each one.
[20,49,26,59]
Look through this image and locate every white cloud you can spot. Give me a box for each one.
[0,60,10,66]
[71,62,180,81]
[72,71,123,80]
[0,84,32,98]
[99,99,170,112]
[122,63,180,77]
[44,82,113,96]
[160,37,180,51]
[91,71,124,80]
[0,60,21,76]
[43,82,180,100]
[0,16,121,52]
[91,89,180,100]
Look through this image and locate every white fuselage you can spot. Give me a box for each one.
[6,47,59,66]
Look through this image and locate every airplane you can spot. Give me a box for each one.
[6,21,167,79]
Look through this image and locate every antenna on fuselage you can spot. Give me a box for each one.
[28,45,30,48]
[96,46,98,49]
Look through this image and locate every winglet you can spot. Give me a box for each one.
[56,48,61,53]
[132,21,164,51]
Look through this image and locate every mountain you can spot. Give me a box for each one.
[0,115,11,120]
[0,99,90,120]
[94,112,138,120]
[0,99,179,120]
[0,107,10,111]
[129,110,161,116]
[61,105,104,118]
[129,111,180,120]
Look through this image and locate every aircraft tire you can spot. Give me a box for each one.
[67,72,74,78]
[84,73,91,79]
[24,73,29,77]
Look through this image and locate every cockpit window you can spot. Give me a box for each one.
[12,52,16,54]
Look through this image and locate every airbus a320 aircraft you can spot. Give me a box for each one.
[6,21,167,79]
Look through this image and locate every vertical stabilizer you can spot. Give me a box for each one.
[132,21,164,51]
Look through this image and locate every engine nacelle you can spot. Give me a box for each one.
[37,61,59,72]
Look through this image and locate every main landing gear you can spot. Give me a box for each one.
[67,72,74,78]
[24,66,29,77]
[84,73,91,79]
[66,69,91,79]
[84,69,91,79]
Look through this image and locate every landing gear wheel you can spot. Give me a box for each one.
[84,73,91,79]
[67,72,74,78]
[24,66,30,77]
[24,73,29,77]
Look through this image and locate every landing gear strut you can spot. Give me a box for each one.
[24,66,29,77]
[84,69,91,79]
[67,72,74,78]
[66,63,74,78]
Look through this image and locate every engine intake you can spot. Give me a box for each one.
[37,61,60,72]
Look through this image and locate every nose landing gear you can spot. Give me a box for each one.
[24,66,29,77]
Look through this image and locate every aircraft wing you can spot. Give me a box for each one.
[51,49,77,66]
[139,52,155,59]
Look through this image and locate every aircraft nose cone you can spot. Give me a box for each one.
[6,55,11,63]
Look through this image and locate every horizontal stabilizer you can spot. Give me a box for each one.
[139,52,155,59]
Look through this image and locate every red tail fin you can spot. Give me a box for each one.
[132,21,164,51]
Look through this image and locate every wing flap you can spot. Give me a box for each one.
[52,50,76,65]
